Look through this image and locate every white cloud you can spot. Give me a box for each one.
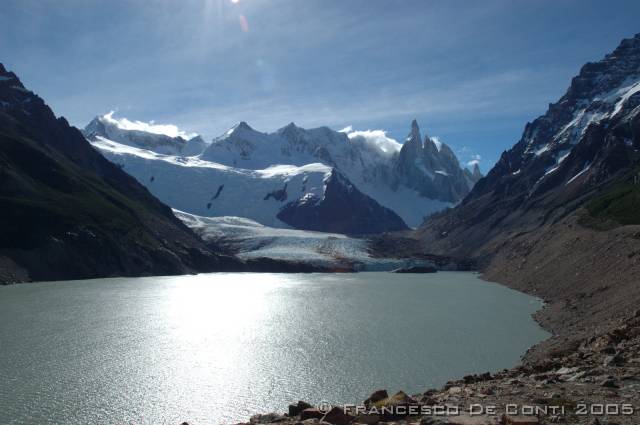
[102,111,198,139]
[466,154,481,167]
[342,127,402,157]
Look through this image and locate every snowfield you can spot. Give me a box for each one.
[91,136,332,227]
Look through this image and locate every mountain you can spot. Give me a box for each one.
[0,63,237,283]
[410,32,640,258]
[393,119,479,202]
[202,120,481,226]
[85,112,207,156]
[87,115,480,231]
[87,133,408,234]
[277,169,408,234]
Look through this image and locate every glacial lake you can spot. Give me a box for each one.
[0,272,548,425]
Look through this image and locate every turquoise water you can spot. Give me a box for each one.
[0,272,548,424]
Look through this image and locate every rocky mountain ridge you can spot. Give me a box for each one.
[0,63,238,283]
[410,33,640,259]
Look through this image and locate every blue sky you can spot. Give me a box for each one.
[1,0,639,169]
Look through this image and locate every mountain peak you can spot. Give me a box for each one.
[278,121,303,135]
[0,65,24,88]
[407,119,422,145]
[235,121,253,131]
[471,162,482,179]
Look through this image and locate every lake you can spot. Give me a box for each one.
[0,272,548,425]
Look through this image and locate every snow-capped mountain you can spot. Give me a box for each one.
[85,114,480,231]
[412,32,640,257]
[469,32,640,205]
[199,119,480,226]
[394,119,480,202]
[87,133,407,234]
[85,112,208,156]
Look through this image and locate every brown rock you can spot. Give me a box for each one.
[289,401,314,417]
[301,409,326,421]
[321,407,355,425]
[249,413,288,423]
[447,386,462,395]
[353,413,380,425]
[364,390,389,406]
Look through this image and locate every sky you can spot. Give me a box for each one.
[1,0,639,170]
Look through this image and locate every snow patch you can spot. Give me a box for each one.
[566,163,591,185]
[431,136,443,152]
[610,80,640,117]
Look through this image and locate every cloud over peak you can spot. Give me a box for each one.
[340,127,401,157]
[102,111,198,140]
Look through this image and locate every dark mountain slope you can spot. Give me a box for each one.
[411,33,640,261]
[0,63,238,283]
[277,170,409,234]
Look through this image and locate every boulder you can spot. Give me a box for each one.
[603,353,624,366]
[301,408,326,421]
[373,390,416,407]
[370,391,417,418]
[364,390,388,407]
[600,377,618,388]
[321,407,355,425]
[289,401,314,417]
[249,413,288,424]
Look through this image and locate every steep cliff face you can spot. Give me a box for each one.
[393,120,479,203]
[0,63,236,283]
[411,33,640,259]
